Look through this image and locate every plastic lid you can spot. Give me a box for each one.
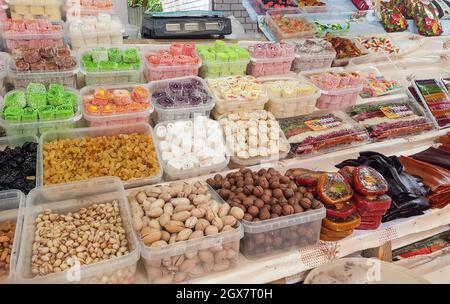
[1,21,65,40]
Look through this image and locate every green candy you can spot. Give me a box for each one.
[21,108,38,122]
[38,105,55,121]
[98,61,117,71]
[108,47,122,62]
[133,59,142,70]
[82,52,93,63]
[48,84,64,95]
[84,61,98,72]
[117,62,133,70]
[27,92,47,109]
[91,47,109,63]
[5,91,27,108]
[26,83,46,94]
[62,92,78,108]
[123,48,139,63]
[55,104,74,119]
[3,107,22,123]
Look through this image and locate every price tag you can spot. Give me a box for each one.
[380,105,414,119]
[305,117,341,131]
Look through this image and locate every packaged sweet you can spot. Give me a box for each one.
[317,172,354,205]
[338,166,355,185]
[325,202,357,219]
[414,78,450,128]
[347,100,434,141]
[414,0,443,36]
[320,226,354,241]
[291,39,336,72]
[380,5,408,32]
[314,20,351,38]
[360,73,402,98]
[322,214,361,232]
[247,42,295,77]
[258,0,298,10]
[9,1,62,21]
[324,34,367,65]
[357,35,401,55]
[280,112,369,156]
[353,193,392,211]
[144,43,200,81]
[266,9,316,41]
[295,171,325,187]
[352,0,374,10]
[353,166,389,196]
[357,215,383,230]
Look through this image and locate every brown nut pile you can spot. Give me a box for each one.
[129,181,241,283]
[0,221,15,281]
[31,201,130,281]
[207,167,323,221]
[43,133,160,185]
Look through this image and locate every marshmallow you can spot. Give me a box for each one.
[156,125,167,139]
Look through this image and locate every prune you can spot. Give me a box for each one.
[0,142,37,194]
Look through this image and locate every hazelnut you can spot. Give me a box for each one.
[214,174,223,181]
[248,206,259,218]
[253,186,264,197]
[218,189,230,200]
[206,178,216,188]
[270,181,281,190]
[243,213,253,221]
[272,188,283,199]
[242,197,254,207]
[229,178,236,186]
[282,204,294,216]
[263,189,272,197]
[293,204,304,213]
[240,168,251,174]
[258,168,267,176]
[237,180,245,188]
[243,185,254,195]
[268,168,278,175]
[261,194,271,204]
[231,185,237,192]
[284,188,294,199]
[300,198,312,209]
[237,192,247,201]
[222,181,231,190]
[280,176,290,184]
[254,199,264,209]
[271,205,282,215]
[244,177,254,185]
[259,209,270,220]
[257,177,269,189]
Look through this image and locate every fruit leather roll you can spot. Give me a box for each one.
[325,202,357,219]
[322,214,361,232]
[357,205,388,217]
[353,166,388,196]
[410,147,450,170]
[338,166,354,185]
[415,79,449,104]
[317,172,354,205]
[357,215,383,230]
[353,193,392,212]
[320,226,353,241]
[400,156,450,191]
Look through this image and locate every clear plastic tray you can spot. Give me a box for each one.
[7,60,79,90]
[14,177,140,283]
[199,59,250,79]
[207,76,269,118]
[142,44,202,81]
[0,135,40,192]
[240,206,325,259]
[228,131,291,169]
[291,39,336,72]
[80,84,154,127]
[153,118,230,181]
[0,52,8,91]
[254,0,299,13]
[1,21,65,52]
[298,0,329,13]
[149,76,216,124]
[263,76,320,118]
[64,3,115,21]
[0,190,25,283]
[66,15,124,50]
[140,185,243,283]
[346,97,435,142]
[0,87,82,137]
[78,46,144,86]
[247,53,295,77]
[330,38,371,67]
[39,123,163,188]
[358,66,406,102]
[265,8,317,41]
[9,0,62,21]
[301,69,364,110]
[279,111,370,158]
[412,78,450,129]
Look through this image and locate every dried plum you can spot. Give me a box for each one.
[0,141,37,194]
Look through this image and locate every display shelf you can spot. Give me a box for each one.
[128,128,448,284]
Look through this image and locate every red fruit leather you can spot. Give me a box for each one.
[338,166,355,185]
[317,172,354,205]
[351,0,370,10]
[353,193,392,212]
[325,202,357,219]
[295,172,323,187]
[357,205,388,217]
[356,215,382,230]
[353,166,388,196]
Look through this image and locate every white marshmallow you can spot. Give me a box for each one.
[248,148,259,157]
[237,151,250,159]
[159,140,171,152]
[167,159,183,170]
[155,125,167,139]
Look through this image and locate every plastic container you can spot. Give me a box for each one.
[310,12,352,38]
[142,44,201,81]
[298,0,328,13]
[1,21,65,52]
[207,75,269,119]
[263,77,320,118]
[39,123,163,188]
[240,206,325,259]
[291,39,336,72]
[79,46,143,86]
[346,97,435,142]
[14,177,140,284]
[7,61,78,90]
[330,38,370,67]
[0,190,25,284]
[279,111,370,157]
[123,24,140,39]
[9,0,62,20]
[0,52,8,93]
[265,9,317,41]
[80,84,153,127]
[154,118,229,181]
[0,87,82,137]
[254,0,299,14]
[0,135,40,192]
[64,1,115,21]
[66,15,124,50]
[149,76,216,124]
[246,50,295,77]
[140,186,243,283]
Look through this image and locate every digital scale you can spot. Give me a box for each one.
[141,10,233,39]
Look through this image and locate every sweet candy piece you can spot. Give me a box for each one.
[112,89,132,106]
[317,172,354,205]
[353,166,388,196]
[5,91,27,108]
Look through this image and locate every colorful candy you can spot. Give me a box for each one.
[247,42,295,77]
